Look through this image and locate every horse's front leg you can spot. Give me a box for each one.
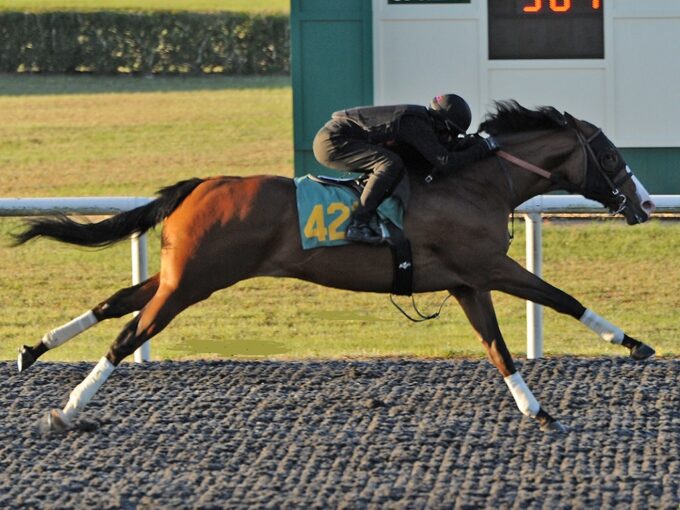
[449,286,565,432]
[490,256,654,360]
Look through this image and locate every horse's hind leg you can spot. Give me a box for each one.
[46,283,193,431]
[449,286,566,432]
[490,256,654,360]
[18,274,160,372]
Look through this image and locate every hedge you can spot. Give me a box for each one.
[0,11,289,74]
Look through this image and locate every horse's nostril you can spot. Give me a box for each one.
[642,200,656,213]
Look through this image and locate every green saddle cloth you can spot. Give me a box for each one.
[294,175,405,250]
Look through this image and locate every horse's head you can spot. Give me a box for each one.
[564,113,655,225]
[480,101,655,225]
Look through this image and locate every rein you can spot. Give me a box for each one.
[493,123,629,213]
[496,148,580,196]
[497,150,552,179]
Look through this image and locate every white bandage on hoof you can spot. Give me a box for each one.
[62,357,115,422]
[579,309,624,345]
[42,310,98,349]
[504,372,540,418]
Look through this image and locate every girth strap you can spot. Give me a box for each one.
[385,223,413,296]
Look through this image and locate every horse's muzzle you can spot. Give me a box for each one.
[624,202,655,225]
[624,174,655,225]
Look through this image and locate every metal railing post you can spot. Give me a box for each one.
[131,233,151,362]
[524,213,544,359]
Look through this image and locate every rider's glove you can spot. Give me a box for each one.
[481,135,501,153]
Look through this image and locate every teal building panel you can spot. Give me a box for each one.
[621,148,680,194]
[291,0,373,176]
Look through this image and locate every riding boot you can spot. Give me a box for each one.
[345,170,397,245]
[345,214,382,245]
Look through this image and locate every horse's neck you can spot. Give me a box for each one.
[407,129,570,213]
[494,131,565,208]
[502,157,556,209]
[432,153,555,211]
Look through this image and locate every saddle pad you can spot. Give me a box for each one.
[294,175,404,250]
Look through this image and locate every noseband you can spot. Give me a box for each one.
[496,121,632,215]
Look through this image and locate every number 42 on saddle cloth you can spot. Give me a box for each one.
[294,174,407,250]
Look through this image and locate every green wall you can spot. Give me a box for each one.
[621,148,680,194]
[291,0,373,176]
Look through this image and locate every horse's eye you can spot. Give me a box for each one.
[599,150,620,173]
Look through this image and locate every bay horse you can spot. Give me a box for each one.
[14,101,656,433]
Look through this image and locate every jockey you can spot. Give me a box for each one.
[313,94,500,245]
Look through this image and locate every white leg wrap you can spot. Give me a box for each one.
[62,357,115,423]
[42,310,98,349]
[504,372,540,418]
[579,309,624,345]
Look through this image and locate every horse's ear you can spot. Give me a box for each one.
[543,107,569,128]
[564,112,579,128]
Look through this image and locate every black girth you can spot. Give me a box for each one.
[384,223,413,296]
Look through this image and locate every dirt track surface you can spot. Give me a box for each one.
[1,358,678,509]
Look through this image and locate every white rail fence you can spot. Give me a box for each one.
[1,195,679,361]
[0,198,152,362]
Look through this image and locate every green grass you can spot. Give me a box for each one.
[0,75,293,197]
[0,74,678,361]
[0,0,289,13]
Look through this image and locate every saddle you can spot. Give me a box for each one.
[295,173,413,295]
[309,174,365,194]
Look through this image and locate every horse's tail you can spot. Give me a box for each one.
[13,178,204,247]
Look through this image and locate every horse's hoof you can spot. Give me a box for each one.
[39,409,73,435]
[630,343,655,361]
[536,408,567,433]
[17,346,36,373]
[540,419,568,433]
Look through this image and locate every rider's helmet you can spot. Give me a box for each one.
[428,94,472,135]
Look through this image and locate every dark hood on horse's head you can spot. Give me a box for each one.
[479,100,568,136]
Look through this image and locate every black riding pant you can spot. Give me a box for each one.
[313,119,404,222]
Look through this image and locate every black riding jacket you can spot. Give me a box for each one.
[331,104,489,175]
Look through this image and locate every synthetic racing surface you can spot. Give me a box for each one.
[1,358,678,509]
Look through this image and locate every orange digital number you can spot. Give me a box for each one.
[523,0,542,12]
[523,0,599,14]
[550,0,571,12]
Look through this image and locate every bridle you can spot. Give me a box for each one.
[576,125,633,215]
[495,118,633,215]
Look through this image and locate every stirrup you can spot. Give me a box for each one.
[346,221,382,245]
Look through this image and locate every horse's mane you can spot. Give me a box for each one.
[479,100,568,136]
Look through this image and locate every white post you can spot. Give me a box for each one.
[524,213,544,359]
[131,233,151,362]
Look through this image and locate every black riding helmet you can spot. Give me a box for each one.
[429,94,472,135]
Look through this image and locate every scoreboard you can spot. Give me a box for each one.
[372,0,680,149]
[488,0,603,59]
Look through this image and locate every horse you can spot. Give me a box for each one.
[13,101,657,433]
